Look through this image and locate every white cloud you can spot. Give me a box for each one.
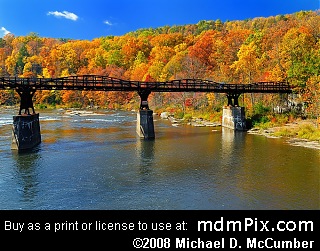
[104,20,113,26]
[47,11,79,21]
[0,27,11,37]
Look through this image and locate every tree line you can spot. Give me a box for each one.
[0,10,319,118]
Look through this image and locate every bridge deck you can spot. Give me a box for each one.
[0,75,292,94]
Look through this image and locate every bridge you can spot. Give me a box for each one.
[0,75,292,111]
[0,75,293,151]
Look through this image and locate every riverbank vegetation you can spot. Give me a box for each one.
[0,10,319,140]
[248,112,320,142]
[245,100,320,142]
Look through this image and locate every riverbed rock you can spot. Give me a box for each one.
[160,112,169,119]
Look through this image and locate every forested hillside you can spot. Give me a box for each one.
[0,10,319,118]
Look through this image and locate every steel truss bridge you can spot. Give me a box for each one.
[0,75,293,114]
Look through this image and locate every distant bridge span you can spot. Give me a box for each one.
[0,75,293,112]
[0,74,292,93]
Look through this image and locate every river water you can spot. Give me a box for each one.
[0,108,319,210]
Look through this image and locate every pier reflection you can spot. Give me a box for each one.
[12,149,41,201]
[136,138,155,175]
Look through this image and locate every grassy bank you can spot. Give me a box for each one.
[273,122,320,142]
[243,102,320,142]
[249,115,320,143]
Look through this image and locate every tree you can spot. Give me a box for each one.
[280,27,316,89]
[189,30,219,69]
[176,55,208,79]
[209,28,251,82]
[301,76,320,117]
[231,31,265,83]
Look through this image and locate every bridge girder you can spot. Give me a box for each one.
[0,75,293,112]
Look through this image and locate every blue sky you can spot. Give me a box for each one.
[0,0,319,40]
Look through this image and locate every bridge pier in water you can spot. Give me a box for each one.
[11,87,41,151]
[222,93,247,131]
[11,114,41,151]
[136,90,155,139]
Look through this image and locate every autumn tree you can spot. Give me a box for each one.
[209,28,251,82]
[188,30,219,70]
[231,31,266,83]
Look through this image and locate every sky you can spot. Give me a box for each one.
[0,0,319,40]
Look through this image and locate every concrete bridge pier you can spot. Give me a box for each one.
[11,87,41,151]
[222,93,247,131]
[11,113,41,151]
[222,106,246,131]
[136,110,155,139]
[136,90,155,139]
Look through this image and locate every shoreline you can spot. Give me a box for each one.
[247,121,320,150]
[247,128,320,150]
[160,112,320,150]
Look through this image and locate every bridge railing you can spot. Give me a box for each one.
[0,75,292,94]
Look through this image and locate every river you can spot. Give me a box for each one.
[0,108,319,210]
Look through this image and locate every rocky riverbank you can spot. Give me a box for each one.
[247,120,320,150]
[159,112,221,128]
